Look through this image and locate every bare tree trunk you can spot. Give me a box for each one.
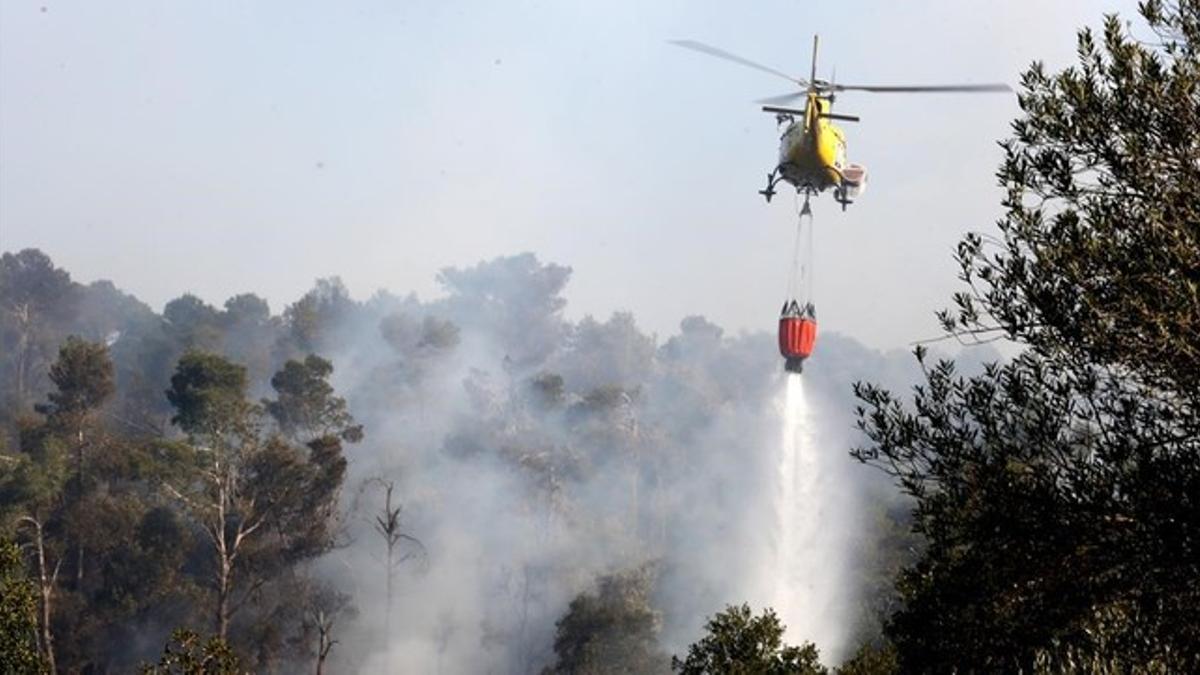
[385,543,394,637]
[655,469,667,549]
[14,304,30,407]
[369,478,424,643]
[75,427,85,588]
[630,459,640,545]
[40,574,56,675]
[16,349,26,407]
[217,559,231,640]
[167,449,264,643]
[622,394,642,552]
[314,610,334,675]
[379,481,398,636]
[21,516,60,674]
[214,474,232,640]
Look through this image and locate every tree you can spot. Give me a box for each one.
[853,2,1200,671]
[264,353,362,564]
[294,580,356,675]
[163,351,261,640]
[0,539,46,674]
[0,249,77,416]
[671,604,826,675]
[377,313,461,393]
[162,295,223,353]
[943,0,1200,395]
[834,643,898,675]
[360,477,424,636]
[166,350,251,439]
[18,513,63,673]
[38,337,116,428]
[1,421,71,673]
[36,336,115,586]
[141,628,242,675]
[220,293,278,386]
[265,354,362,445]
[544,566,669,675]
[557,312,655,392]
[435,253,571,368]
[163,351,359,655]
[380,313,461,359]
[279,278,356,358]
[81,503,198,670]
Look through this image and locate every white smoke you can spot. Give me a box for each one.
[276,255,921,673]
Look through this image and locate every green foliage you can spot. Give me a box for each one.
[221,294,270,326]
[90,505,190,612]
[265,355,363,443]
[141,628,242,675]
[280,278,354,357]
[218,294,277,386]
[0,258,371,670]
[160,350,358,666]
[0,435,70,523]
[0,249,78,417]
[380,313,461,357]
[0,540,45,674]
[163,295,224,353]
[526,372,567,410]
[672,604,827,675]
[0,250,74,315]
[245,436,344,562]
[854,2,1200,672]
[544,566,670,675]
[942,0,1200,391]
[834,642,897,675]
[565,313,656,391]
[435,253,571,366]
[165,351,251,436]
[36,336,115,426]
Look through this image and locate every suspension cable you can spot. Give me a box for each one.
[784,193,814,304]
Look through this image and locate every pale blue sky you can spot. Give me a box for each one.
[1,1,1135,349]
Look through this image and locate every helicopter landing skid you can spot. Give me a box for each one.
[827,168,853,211]
[758,171,782,203]
[834,184,854,211]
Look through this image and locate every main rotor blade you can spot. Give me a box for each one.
[832,82,1012,93]
[809,35,819,87]
[669,39,806,86]
[756,91,807,106]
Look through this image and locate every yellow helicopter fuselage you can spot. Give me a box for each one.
[776,94,846,193]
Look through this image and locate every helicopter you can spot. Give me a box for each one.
[671,36,1011,210]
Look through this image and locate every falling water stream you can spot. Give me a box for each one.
[774,373,848,662]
